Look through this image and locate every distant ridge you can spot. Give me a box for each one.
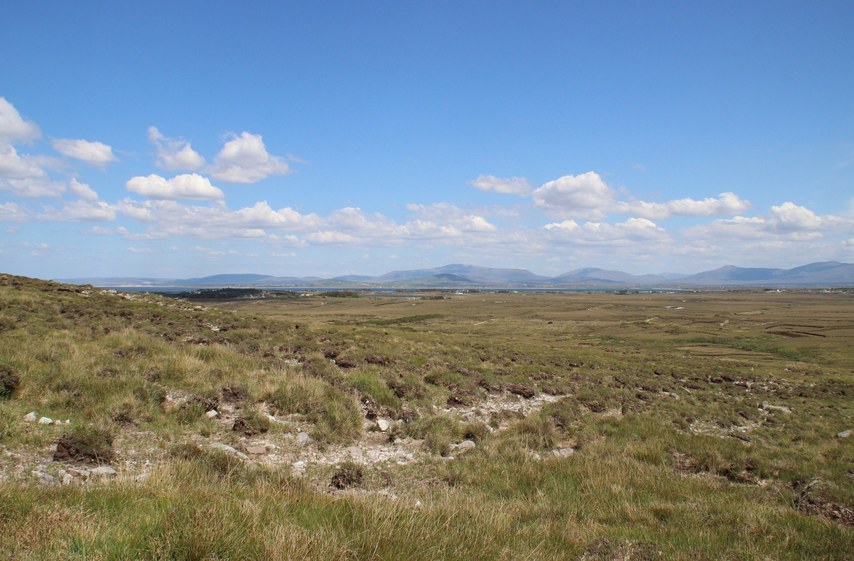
[57,261,854,289]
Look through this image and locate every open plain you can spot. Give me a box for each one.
[1,274,852,559]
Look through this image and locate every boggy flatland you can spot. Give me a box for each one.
[1,275,852,560]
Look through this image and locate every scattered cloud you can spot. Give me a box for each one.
[52,138,117,166]
[614,192,750,220]
[148,126,205,171]
[545,217,666,242]
[1,177,68,198]
[126,173,225,200]
[471,175,533,195]
[0,97,41,144]
[532,172,615,219]
[0,144,46,179]
[68,178,99,201]
[209,132,290,183]
[687,202,852,244]
[0,202,29,222]
[481,170,751,222]
[40,200,116,222]
[768,202,823,231]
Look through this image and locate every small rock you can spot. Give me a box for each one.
[760,402,792,414]
[346,446,364,460]
[68,467,90,479]
[505,383,536,399]
[246,444,267,455]
[376,418,391,432]
[838,429,852,439]
[38,416,54,425]
[295,432,311,446]
[89,466,117,478]
[33,470,59,485]
[209,442,248,460]
[23,411,37,422]
[292,461,307,474]
[550,447,575,458]
[205,410,219,419]
[456,440,477,452]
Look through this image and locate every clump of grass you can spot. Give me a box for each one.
[330,460,364,489]
[53,425,114,465]
[266,374,360,444]
[403,414,466,456]
[0,364,20,398]
[232,406,270,436]
[169,443,244,477]
[348,371,401,413]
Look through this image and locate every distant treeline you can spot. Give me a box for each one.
[164,288,299,300]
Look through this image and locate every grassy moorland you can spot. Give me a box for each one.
[0,274,852,560]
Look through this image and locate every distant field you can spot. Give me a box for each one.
[1,276,851,560]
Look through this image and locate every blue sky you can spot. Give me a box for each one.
[1,1,852,279]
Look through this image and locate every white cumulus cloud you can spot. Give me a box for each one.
[615,192,750,219]
[0,144,46,179]
[148,126,205,171]
[532,172,615,218]
[126,173,225,200]
[40,200,116,222]
[471,175,533,195]
[0,97,41,144]
[52,138,117,166]
[769,202,823,231]
[0,202,29,222]
[545,217,665,242]
[209,132,290,183]
[68,178,99,201]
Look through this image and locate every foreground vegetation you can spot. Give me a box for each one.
[0,274,851,559]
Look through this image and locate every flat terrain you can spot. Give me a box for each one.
[1,275,852,559]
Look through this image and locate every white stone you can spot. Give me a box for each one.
[209,442,248,460]
[761,402,792,414]
[23,411,37,422]
[456,440,476,452]
[295,432,311,446]
[376,418,391,432]
[38,416,53,425]
[205,409,219,419]
[550,447,575,458]
[838,429,852,439]
[32,470,58,485]
[346,446,364,460]
[246,444,267,455]
[89,466,117,478]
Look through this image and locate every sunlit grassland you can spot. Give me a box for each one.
[1,276,852,559]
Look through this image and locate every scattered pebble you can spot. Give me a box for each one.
[205,410,219,419]
[89,466,117,478]
[838,430,852,439]
[550,447,575,458]
[23,411,37,422]
[209,442,248,460]
[376,418,390,432]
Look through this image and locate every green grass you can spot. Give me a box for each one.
[0,274,852,559]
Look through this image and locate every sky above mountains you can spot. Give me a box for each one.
[2,1,853,279]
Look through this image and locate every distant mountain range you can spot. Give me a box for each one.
[58,261,854,289]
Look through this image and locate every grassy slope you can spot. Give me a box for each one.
[0,275,852,560]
